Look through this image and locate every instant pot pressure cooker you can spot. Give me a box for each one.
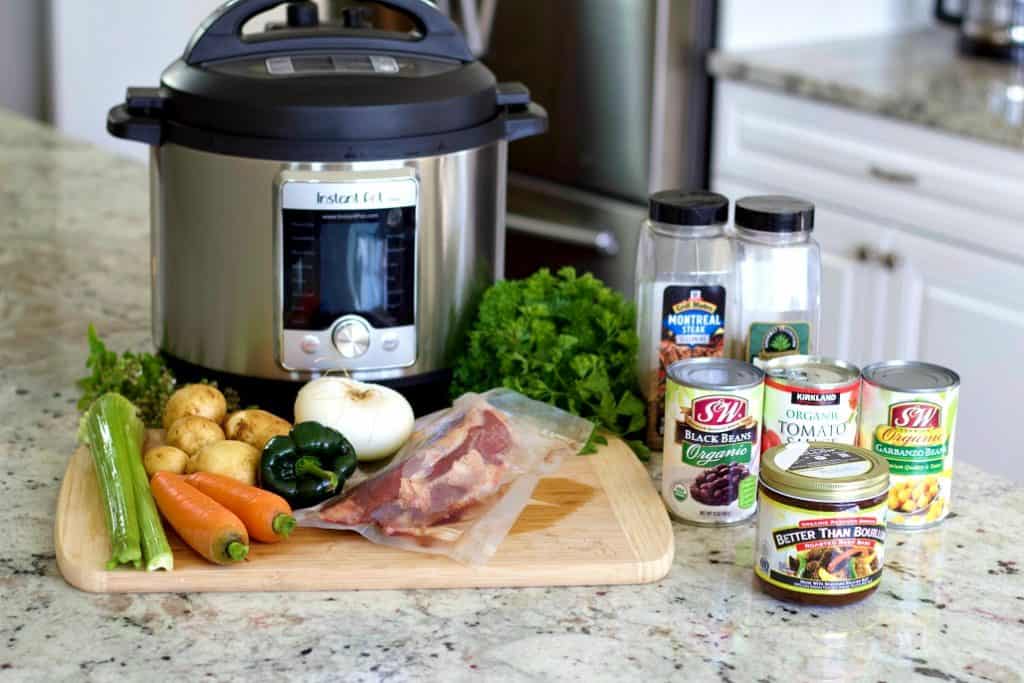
[108,0,546,413]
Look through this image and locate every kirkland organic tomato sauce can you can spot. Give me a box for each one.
[761,356,861,453]
[663,358,765,526]
[858,361,960,530]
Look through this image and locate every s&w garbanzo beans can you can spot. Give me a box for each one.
[761,356,861,453]
[663,358,765,525]
[858,361,960,530]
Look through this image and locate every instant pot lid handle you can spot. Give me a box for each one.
[184,0,475,65]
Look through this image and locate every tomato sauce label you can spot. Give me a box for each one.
[762,377,860,453]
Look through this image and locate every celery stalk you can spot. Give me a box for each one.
[79,394,142,568]
[125,430,173,572]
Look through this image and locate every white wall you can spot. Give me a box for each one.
[718,0,935,51]
[50,1,325,161]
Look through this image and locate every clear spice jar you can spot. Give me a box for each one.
[755,442,890,605]
[635,191,737,450]
[734,196,820,365]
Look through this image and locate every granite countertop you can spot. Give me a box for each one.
[2,110,1023,682]
[709,28,1024,149]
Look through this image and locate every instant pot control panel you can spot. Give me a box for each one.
[275,172,417,373]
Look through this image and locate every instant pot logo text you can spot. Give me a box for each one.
[316,190,385,206]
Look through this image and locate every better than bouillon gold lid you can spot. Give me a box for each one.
[759,442,890,503]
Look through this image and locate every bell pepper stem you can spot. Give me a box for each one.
[294,456,340,491]
[272,513,296,538]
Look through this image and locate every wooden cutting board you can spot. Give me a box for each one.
[55,438,673,592]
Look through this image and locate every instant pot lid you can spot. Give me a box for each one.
[107,0,547,161]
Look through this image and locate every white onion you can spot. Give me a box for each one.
[294,377,414,461]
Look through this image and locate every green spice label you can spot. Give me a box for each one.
[746,322,810,363]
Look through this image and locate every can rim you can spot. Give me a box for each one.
[861,360,960,393]
[666,357,765,391]
[761,355,861,391]
[758,442,890,502]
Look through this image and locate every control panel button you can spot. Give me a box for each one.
[300,335,320,355]
[381,332,400,352]
[332,318,371,359]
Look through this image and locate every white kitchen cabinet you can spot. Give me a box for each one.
[712,81,1024,481]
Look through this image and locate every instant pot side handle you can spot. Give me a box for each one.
[497,83,549,142]
[183,0,475,65]
[106,87,165,146]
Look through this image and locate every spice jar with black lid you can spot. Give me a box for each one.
[754,442,890,605]
[635,190,737,450]
[734,196,821,366]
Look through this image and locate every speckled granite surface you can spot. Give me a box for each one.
[1,110,1023,682]
[709,28,1024,149]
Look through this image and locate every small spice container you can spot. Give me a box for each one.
[734,196,821,365]
[754,442,890,605]
[635,190,736,450]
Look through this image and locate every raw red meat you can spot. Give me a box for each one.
[320,404,513,535]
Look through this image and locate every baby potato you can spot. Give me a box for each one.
[143,445,189,477]
[162,384,227,430]
[187,439,259,486]
[223,409,291,451]
[167,416,225,456]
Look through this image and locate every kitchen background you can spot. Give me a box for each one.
[2,0,1019,483]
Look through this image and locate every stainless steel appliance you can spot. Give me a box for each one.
[937,0,1024,62]
[106,0,546,412]
[484,0,716,294]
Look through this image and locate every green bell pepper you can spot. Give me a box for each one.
[259,421,358,509]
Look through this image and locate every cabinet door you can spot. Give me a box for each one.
[713,176,884,367]
[884,232,1024,482]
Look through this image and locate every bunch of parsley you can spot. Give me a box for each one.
[77,325,176,427]
[451,268,649,459]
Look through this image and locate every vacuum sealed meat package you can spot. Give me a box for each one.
[294,389,594,564]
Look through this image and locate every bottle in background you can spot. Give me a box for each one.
[634,190,737,450]
[733,196,821,366]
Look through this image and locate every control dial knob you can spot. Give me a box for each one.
[332,317,371,359]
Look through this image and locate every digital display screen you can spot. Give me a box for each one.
[282,206,415,330]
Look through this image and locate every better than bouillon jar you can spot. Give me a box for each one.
[859,361,960,530]
[662,358,764,525]
[755,442,890,605]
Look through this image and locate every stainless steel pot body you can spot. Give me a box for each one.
[150,142,507,383]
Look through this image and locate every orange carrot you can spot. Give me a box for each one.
[150,472,249,564]
[184,472,296,543]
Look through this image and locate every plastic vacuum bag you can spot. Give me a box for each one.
[294,389,594,565]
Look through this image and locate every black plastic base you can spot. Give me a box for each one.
[161,353,453,421]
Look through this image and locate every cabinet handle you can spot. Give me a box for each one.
[879,252,902,270]
[854,244,876,262]
[505,212,621,256]
[868,164,918,186]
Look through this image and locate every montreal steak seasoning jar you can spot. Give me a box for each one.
[755,442,890,605]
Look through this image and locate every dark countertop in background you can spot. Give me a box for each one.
[709,28,1024,149]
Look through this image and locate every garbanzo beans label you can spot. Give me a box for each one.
[860,387,959,528]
